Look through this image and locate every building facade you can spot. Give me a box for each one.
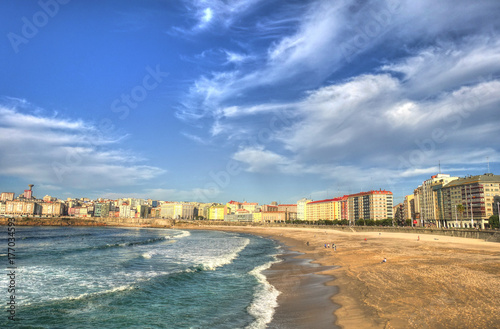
[1,192,15,202]
[41,202,66,217]
[347,190,393,222]
[420,174,458,224]
[305,198,342,222]
[440,173,500,229]
[4,200,42,216]
[208,204,227,220]
[296,198,312,221]
[261,211,287,223]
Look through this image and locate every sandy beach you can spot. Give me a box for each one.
[183,225,500,329]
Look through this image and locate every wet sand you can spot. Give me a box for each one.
[184,225,500,329]
[264,249,339,329]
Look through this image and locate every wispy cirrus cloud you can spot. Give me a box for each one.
[177,0,500,127]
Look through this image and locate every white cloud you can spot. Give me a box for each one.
[226,37,500,184]
[201,8,213,23]
[232,146,288,173]
[0,106,165,189]
[175,0,500,199]
[382,37,500,97]
[178,0,264,32]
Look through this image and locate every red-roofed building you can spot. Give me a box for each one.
[306,197,345,222]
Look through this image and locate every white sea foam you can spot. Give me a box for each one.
[195,237,250,271]
[172,230,191,239]
[246,256,282,329]
[65,284,137,302]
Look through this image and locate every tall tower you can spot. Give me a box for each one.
[24,184,34,199]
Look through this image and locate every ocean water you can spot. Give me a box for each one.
[1,226,281,328]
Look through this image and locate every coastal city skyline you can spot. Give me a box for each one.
[1,1,500,205]
[2,171,499,229]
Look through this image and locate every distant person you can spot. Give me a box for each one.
[381,258,386,263]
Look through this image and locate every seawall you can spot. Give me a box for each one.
[0,216,174,228]
[1,217,498,242]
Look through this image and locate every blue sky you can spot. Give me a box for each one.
[1,0,499,205]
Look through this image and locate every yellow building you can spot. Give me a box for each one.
[252,212,262,223]
[160,203,194,219]
[208,205,227,220]
[306,198,342,222]
[403,194,414,221]
[136,204,150,218]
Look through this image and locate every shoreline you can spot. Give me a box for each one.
[263,247,339,329]
[183,225,500,329]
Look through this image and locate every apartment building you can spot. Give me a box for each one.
[94,202,111,217]
[1,192,15,202]
[4,200,42,216]
[347,190,393,222]
[420,174,459,223]
[296,198,312,221]
[403,194,414,221]
[440,173,500,229]
[160,202,195,219]
[208,204,227,220]
[413,186,423,222]
[305,198,343,222]
[41,202,66,217]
